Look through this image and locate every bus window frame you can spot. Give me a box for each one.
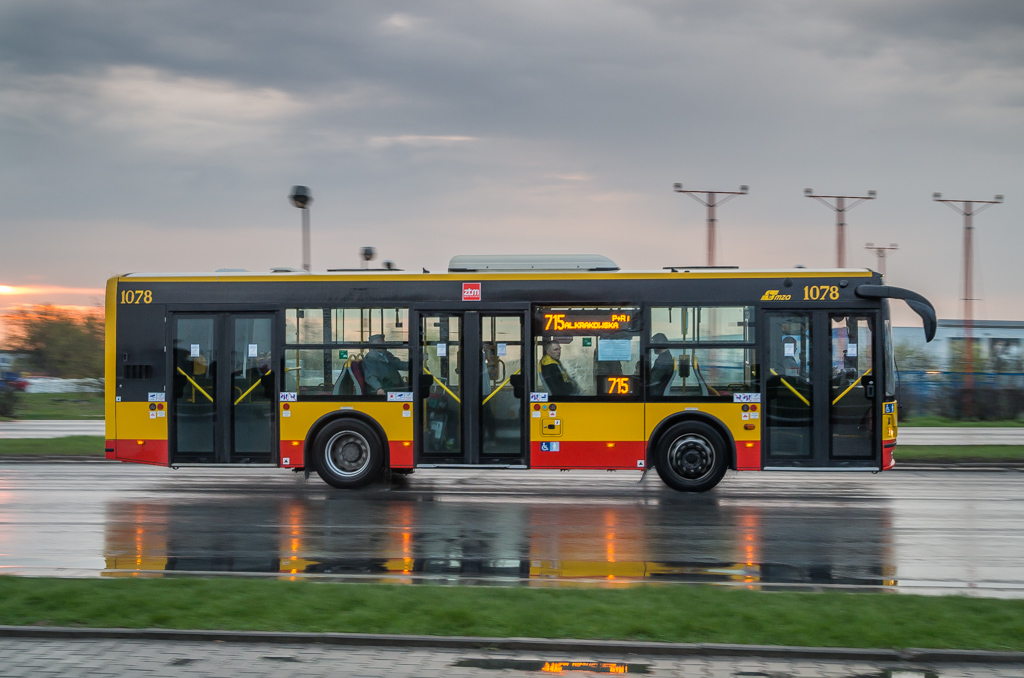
[643,304,758,402]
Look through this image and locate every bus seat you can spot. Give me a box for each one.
[691,354,720,397]
[333,360,363,396]
[350,359,366,392]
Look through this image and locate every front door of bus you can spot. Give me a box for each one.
[170,313,277,465]
[417,312,526,465]
[762,311,878,467]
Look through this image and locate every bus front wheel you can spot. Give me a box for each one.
[312,419,384,489]
[654,421,728,492]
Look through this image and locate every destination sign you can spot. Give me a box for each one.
[536,308,640,335]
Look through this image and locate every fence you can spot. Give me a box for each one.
[898,371,1024,421]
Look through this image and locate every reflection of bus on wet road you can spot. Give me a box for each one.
[102,489,895,589]
[104,254,935,492]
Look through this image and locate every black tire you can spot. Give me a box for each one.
[312,419,384,489]
[654,421,728,492]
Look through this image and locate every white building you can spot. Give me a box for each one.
[894,319,1024,372]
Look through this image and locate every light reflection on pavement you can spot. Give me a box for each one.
[0,464,1022,597]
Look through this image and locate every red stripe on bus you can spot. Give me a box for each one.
[112,439,168,466]
[882,440,896,470]
[390,441,413,468]
[530,441,645,469]
[735,441,761,471]
[279,442,304,468]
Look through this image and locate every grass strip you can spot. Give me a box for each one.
[896,445,1024,461]
[901,416,1024,427]
[0,577,1022,651]
[0,393,104,421]
[0,436,105,456]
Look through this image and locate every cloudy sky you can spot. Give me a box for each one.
[1,0,1022,329]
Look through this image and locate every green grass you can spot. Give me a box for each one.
[896,445,1024,461]
[0,436,105,456]
[901,415,1024,427]
[0,392,104,420]
[0,577,1021,651]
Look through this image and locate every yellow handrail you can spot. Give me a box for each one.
[831,368,871,406]
[234,370,272,406]
[422,367,461,404]
[482,369,521,406]
[176,367,213,403]
[769,368,810,406]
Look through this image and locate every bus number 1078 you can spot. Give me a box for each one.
[803,285,839,300]
[120,290,152,304]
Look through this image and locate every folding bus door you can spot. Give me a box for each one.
[170,312,277,465]
[417,310,526,466]
[762,310,878,468]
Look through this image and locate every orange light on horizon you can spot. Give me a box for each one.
[0,284,105,297]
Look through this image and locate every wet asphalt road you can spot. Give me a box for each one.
[0,463,1022,597]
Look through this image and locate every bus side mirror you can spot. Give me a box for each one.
[419,373,434,399]
[678,357,691,379]
[509,373,523,399]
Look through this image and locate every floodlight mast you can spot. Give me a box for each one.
[864,242,898,277]
[804,189,876,268]
[673,183,748,266]
[289,186,313,272]
[933,192,1004,418]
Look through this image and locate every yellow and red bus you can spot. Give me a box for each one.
[104,254,935,492]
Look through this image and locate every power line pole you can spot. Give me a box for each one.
[933,192,1004,419]
[673,183,748,266]
[804,189,876,267]
[864,242,898,276]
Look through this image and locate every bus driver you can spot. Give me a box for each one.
[540,340,579,396]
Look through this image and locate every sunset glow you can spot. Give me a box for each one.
[0,285,105,296]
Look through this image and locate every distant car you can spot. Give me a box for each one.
[0,372,27,392]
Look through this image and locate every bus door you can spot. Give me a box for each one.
[416,311,526,466]
[762,311,878,467]
[170,313,277,465]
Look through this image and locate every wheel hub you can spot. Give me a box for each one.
[667,434,715,480]
[325,431,370,476]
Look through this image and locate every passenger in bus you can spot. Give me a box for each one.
[363,334,408,395]
[540,340,578,396]
[649,333,674,397]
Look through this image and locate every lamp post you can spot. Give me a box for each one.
[864,242,898,276]
[933,192,1004,418]
[289,186,313,272]
[672,183,748,266]
[804,189,876,268]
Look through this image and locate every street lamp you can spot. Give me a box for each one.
[804,188,876,268]
[289,186,313,272]
[864,242,898,276]
[672,183,749,266]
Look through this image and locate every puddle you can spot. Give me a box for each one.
[454,658,649,673]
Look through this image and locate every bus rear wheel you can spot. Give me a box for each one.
[654,421,728,492]
[313,419,384,489]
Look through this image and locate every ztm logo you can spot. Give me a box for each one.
[462,282,481,301]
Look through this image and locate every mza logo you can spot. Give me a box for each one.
[462,282,481,301]
[761,289,792,301]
